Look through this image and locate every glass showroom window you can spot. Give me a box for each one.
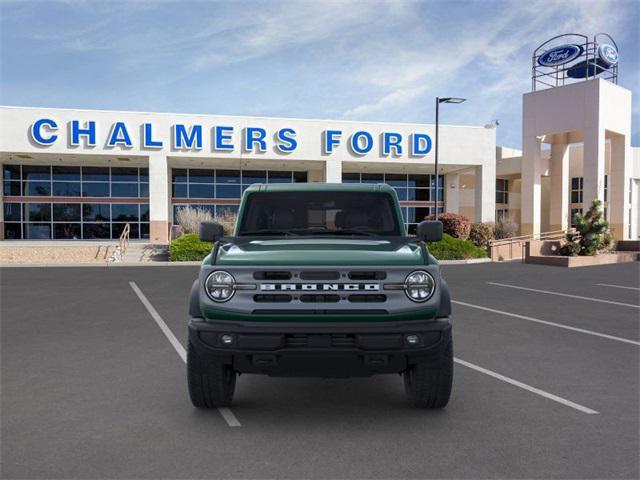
[341,172,444,203]
[342,173,444,232]
[496,179,509,204]
[173,204,240,226]
[2,165,149,240]
[171,168,307,224]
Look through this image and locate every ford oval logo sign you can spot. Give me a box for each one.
[538,44,583,67]
[598,44,618,67]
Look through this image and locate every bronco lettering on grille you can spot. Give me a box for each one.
[260,283,380,291]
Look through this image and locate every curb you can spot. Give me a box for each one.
[437,258,492,265]
[0,261,202,268]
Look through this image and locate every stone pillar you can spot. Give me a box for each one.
[582,126,606,211]
[324,159,342,183]
[148,153,170,244]
[521,135,542,236]
[474,163,495,223]
[549,136,570,231]
[445,173,459,214]
[609,134,631,240]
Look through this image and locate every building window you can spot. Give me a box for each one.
[496,208,509,221]
[341,172,444,232]
[570,208,582,228]
[496,179,508,204]
[170,169,307,225]
[2,164,149,240]
[571,177,583,203]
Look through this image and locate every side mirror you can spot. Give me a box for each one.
[199,221,224,243]
[417,220,443,242]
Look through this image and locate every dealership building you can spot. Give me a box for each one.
[0,34,638,244]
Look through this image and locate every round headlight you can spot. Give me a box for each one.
[205,271,236,302]
[404,270,435,302]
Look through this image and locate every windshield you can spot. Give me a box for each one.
[237,191,403,237]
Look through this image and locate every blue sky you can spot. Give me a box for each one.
[1,0,638,148]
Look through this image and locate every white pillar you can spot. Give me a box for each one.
[445,173,459,214]
[324,159,342,183]
[521,135,542,236]
[549,137,570,231]
[582,126,606,211]
[148,153,170,244]
[609,134,631,240]
[474,163,495,223]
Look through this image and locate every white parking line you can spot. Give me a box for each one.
[454,358,599,415]
[453,300,640,346]
[596,283,640,291]
[488,282,640,309]
[129,281,241,427]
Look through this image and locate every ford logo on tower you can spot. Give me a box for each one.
[537,44,583,67]
[598,43,619,67]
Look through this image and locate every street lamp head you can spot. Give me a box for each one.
[438,97,466,104]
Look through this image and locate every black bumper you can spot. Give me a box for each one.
[188,317,452,378]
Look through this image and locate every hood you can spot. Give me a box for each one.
[213,238,425,266]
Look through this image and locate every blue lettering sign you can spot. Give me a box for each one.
[323,130,342,154]
[30,118,58,145]
[71,120,96,147]
[350,131,373,155]
[173,124,202,149]
[107,122,133,147]
[245,127,267,152]
[214,126,234,151]
[275,128,297,153]
[598,44,618,66]
[143,123,163,148]
[411,133,432,156]
[382,132,403,156]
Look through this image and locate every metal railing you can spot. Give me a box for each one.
[119,223,131,257]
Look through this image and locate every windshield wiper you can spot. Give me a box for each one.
[238,229,299,236]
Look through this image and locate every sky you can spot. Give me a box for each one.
[1,0,638,148]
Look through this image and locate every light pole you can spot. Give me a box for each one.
[434,97,466,220]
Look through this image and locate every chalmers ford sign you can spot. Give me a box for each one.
[29,118,434,157]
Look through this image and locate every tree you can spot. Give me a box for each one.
[560,199,613,256]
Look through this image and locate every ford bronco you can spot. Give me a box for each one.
[187,183,452,408]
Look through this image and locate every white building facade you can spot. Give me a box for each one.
[0,106,496,243]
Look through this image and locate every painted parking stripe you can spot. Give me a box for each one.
[488,282,640,309]
[453,300,640,346]
[129,281,241,428]
[596,283,640,291]
[454,358,599,415]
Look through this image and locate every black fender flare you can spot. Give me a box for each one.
[189,279,203,318]
[437,278,451,318]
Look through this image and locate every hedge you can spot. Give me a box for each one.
[427,234,487,260]
[169,234,212,261]
[438,213,471,240]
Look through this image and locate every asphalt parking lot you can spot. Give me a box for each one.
[1,262,638,479]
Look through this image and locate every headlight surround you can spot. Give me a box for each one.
[404,270,436,302]
[205,271,236,302]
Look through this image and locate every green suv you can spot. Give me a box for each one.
[187,183,453,408]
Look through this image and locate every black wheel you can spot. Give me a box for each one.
[187,340,236,408]
[403,339,453,408]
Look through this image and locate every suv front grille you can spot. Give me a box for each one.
[284,334,357,348]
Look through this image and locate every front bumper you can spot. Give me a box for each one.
[188,317,452,377]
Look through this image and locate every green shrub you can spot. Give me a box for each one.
[469,222,495,249]
[427,234,487,260]
[169,233,212,261]
[560,199,613,256]
[438,213,471,240]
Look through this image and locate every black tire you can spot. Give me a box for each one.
[403,339,453,408]
[187,341,236,408]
